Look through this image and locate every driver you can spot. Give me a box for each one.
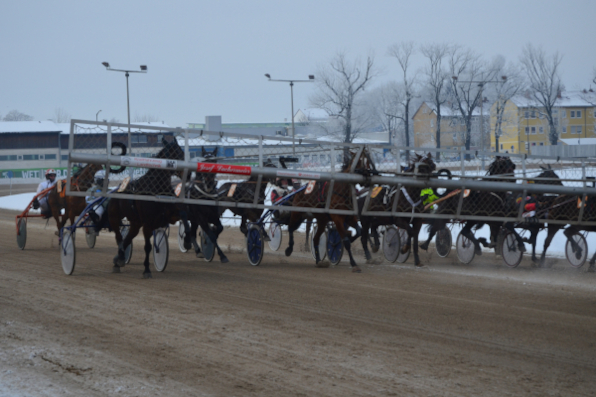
[421,187,439,212]
[33,169,58,218]
[85,170,109,233]
[271,177,292,224]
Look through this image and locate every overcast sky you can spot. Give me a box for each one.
[2,0,594,128]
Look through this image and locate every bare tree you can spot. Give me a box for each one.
[365,82,403,144]
[420,43,450,159]
[133,112,160,123]
[53,107,71,123]
[448,45,497,155]
[520,44,563,145]
[387,41,418,153]
[310,51,376,143]
[3,110,34,121]
[489,57,526,153]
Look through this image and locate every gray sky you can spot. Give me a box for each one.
[2,0,594,128]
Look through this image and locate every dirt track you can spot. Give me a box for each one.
[1,207,596,396]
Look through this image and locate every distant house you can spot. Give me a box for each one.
[412,102,489,150]
[489,90,596,154]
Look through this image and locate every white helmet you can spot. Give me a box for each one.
[94,170,106,186]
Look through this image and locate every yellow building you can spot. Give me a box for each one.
[490,91,596,154]
[412,102,488,150]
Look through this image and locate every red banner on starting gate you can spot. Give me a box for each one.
[196,162,252,176]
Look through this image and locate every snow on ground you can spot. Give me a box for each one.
[0,192,575,257]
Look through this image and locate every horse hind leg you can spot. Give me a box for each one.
[141,227,153,279]
[331,215,360,273]
[204,226,229,263]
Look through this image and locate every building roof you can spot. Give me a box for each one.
[0,120,171,135]
[560,137,596,146]
[0,121,61,133]
[417,101,489,118]
[511,90,596,108]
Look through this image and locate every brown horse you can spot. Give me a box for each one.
[284,148,378,273]
[47,142,127,235]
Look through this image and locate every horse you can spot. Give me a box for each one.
[420,156,518,257]
[283,147,378,273]
[47,142,127,235]
[537,172,596,269]
[181,146,229,263]
[108,136,189,278]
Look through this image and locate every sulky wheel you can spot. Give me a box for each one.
[310,223,328,262]
[326,225,344,266]
[120,225,133,265]
[16,218,27,250]
[382,226,401,263]
[501,230,524,268]
[267,222,283,252]
[246,224,265,266]
[456,231,476,264]
[200,226,215,262]
[435,227,452,258]
[396,227,410,263]
[152,227,169,272]
[177,224,188,253]
[565,232,587,268]
[60,228,76,275]
[84,219,96,249]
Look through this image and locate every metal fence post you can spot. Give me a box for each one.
[104,124,112,194]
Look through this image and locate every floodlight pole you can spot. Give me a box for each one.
[102,62,147,136]
[265,74,315,154]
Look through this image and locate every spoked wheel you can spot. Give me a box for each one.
[267,222,283,251]
[566,232,587,268]
[501,230,524,268]
[456,231,476,264]
[200,226,215,262]
[177,223,188,253]
[120,225,133,265]
[310,223,328,262]
[246,224,264,266]
[60,228,76,275]
[382,226,401,263]
[396,228,410,263]
[152,227,169,272]
[327,225,344,266]
[16,218,27,250]
[435,227,452,258]
[84,219,96,249]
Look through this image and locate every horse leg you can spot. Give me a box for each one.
[461,221,482,256]
[304,218,312,251]
[348,216,361,243]
[312,219,326,265]
[372,226,381,250]
[285,212,303,257]
[412,219,423,267]
[420,219,444,251]
[360,217,372,261]
[240,216,248,236]
[113,222,141,271]
[588,251,596,272]
[529,227,540,265]
[141,227,153,279]
[204,223,229,263]
[190,219,203,258]
[331,214,360,273]
[539,225,561,268]
[504,223,526,253]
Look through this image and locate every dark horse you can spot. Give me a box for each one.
[359,153,436,267]
[181,146,229,263]
[108,137,188,278]
[284,148,377,273]
[47,142,127,235]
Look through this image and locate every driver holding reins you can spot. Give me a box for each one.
[33,169,58,218]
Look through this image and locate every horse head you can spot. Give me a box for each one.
[343,147,380,176]
[534,166,562,186]
[488,156,516,177]
[405,152,436,174]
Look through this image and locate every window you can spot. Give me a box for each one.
[500,144,503,150]
[554,117,558,125]
[430,120,434,127]
[532,142,537,146]
[593,110,596,118]
[61,155,68,161]
[0,155,17,161]
[571,110,582,118]
[563,126,567,133]
[562,110,566,118]
[511,145,515,151]
[525,142,529,150]
[539,142,544,146]
[23,154,39,161]
[45,154,56,160]
[131,134,148,143]
[525,111,530,119]
[570,110,576,118]
[570,126,583,134]
[539,127,544,134]
[553,109,558,115]
[531,127,536,134]
[531,111,536,118]
[525,127,530,134]
[452,133,457,140]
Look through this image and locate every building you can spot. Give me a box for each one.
[489,90,596,154]
[412,102,489,150]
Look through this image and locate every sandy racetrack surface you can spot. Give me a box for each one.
[1,207,596,396]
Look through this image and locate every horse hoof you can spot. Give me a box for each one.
[113,256,125,267]
[419,244,429,251]
[588,265,595,273]
[196,252,204,259]
[364,251,372,261]
[415,262,425,267]
[351,266,362,273]
[475,249,483,256]
[111,266,121,273]
[401,246,410,254]
[184,242,192,250]
[143,272,152,279]
[220,257,229,264]
[285,248,293,257]
[315,261,330,268]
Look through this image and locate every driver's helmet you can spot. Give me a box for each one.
[45,169,56,179]
[94,170,106,186]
